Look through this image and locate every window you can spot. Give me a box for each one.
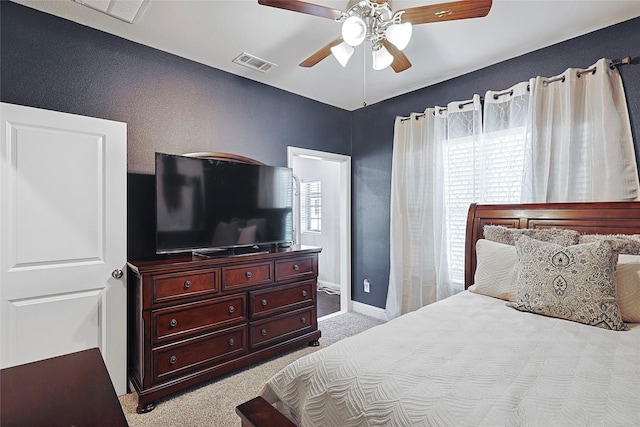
[301,180,322,233]
[443,128,527,288]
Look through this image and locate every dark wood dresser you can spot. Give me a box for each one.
[127,245,321,413]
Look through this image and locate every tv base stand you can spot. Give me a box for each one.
[193,245,272,259]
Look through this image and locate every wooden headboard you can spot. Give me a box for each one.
[464,201,640,289]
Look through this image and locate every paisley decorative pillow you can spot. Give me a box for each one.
[484,225,580,247]
[508,235,627,331]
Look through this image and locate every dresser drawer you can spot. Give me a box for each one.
[153,294,246,344]
[152,270,218,304]
[249,280,315,319]
[275,256,315,281]
[249,307,315,350]
[153,325,246,382]
[222,262,273,291]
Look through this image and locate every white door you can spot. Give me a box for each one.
[0,103,127,395]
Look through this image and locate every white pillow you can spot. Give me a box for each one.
[617,254,640,323]
[471,239,518,302]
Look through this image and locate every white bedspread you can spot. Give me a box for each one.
[260,291,640,426]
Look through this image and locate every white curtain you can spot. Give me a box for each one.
[441,96,483,287]
[482,81,532,203]
[387,96,484,318]
[525,58,640,202]
[386,110,450,319]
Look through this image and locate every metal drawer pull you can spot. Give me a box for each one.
[261,299,267,306]
[293,264,299,271]
[169,355,177,364]
[228,338,235,346]
[184,280,191,289]
[245,271,253,279]
[301,290,307,297]
[301,317,307,324]
[169,319,178,327]
[261,329,267,336]
[228,306,235,314]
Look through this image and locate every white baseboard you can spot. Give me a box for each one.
[350,300,388,321]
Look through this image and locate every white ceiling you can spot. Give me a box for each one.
[12,0,640,111]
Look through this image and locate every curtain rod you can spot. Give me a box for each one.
[542,56,637,86]
[406,89,524,121]
[401,55,637,123]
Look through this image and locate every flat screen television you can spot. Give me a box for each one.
[155,153,294,255]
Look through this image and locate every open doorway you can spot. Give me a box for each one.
[288,147,351,320]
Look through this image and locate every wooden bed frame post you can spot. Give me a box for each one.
[236,397,296,427]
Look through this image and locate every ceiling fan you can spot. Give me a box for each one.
[258,0,493,72]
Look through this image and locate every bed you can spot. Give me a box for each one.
[236,202,640,426]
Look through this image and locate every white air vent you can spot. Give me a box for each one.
[232,53,277,73]
[73,0,150,23]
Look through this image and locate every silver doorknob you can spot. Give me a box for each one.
[112,269,123,279]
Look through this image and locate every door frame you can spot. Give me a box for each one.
[287,147,351,317]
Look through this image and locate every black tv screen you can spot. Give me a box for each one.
[155,153,294,254]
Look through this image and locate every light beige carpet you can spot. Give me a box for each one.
[119,311,385,426]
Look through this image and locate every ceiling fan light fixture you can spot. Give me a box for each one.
[386,22,412,51]
[342,16,366,46]
[330,41,354,67]
[372,44,394,71]
[259,0,494,74]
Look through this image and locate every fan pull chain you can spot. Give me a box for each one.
[363,43,367,107]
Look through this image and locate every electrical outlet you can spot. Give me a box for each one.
[363,279,371,293]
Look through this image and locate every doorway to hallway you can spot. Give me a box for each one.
[288,147,351,319]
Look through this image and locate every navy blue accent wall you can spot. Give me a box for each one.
[351,17,640,308]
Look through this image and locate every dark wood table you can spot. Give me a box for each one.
[1,348,128,427]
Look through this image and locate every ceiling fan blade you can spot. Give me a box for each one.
[381,39,412,73]
[258,0,344,20]
[399,0,492,25]
[299,38,343,68]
